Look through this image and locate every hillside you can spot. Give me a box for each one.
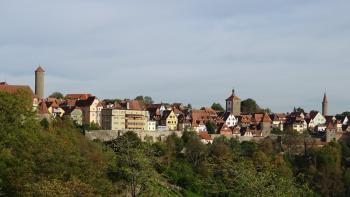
[2,91,350,196]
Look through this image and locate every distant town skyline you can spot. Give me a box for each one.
[1,1,349,114]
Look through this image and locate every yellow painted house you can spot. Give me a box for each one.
[162,110,178,131]
[46,101,65,118]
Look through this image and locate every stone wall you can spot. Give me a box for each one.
[85,130,183,142]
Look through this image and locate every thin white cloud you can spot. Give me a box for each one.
[0,0,349,114]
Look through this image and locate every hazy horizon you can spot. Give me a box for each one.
[1,1,349,114]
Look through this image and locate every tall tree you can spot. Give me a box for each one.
[135,96,154,104]
[108,131,150,197]
[205,120,217,134]
[49,92,64,99]
[211,103,224,111]
[144,96,154,104]
[135,96,144,102]
[241,98,261,113]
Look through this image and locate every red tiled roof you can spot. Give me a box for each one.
[63,99,77,107]
[0,84,35,96]
[128,100,143,110]
[276,113,287,120]
[217,123,233,135]
[240,115,252,123]
[204,107,217,114]
[191,109,211,125]
[262,113,272,123]
[198,132,212,141]
[35,66,45,72]
[226,94,241,101]
[173,107,184,115]
[65,94,92,100]
[253,113,264,123]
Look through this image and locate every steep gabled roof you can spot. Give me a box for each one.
[325,116,336,124]
[327,121,334,130]
[38,101,49,114]
[309,111,320,120]
[162,110,173,120]
[76,96,96,107]
[128,100,144,110]
[217,123,233,134]
[262,113,272,123]
[217,112,232,121]
[276,113,287,120]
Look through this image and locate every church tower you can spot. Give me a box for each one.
[226,89,241,116]
[322,93,328,116]
[35,66,45,99]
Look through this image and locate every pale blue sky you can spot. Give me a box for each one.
[0,0,349,114]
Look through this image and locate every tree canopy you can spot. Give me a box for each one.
[2,91,350,196]
[241,98,261,113]
[241,98,271,113]
[135,95,154,104]
[211,102,224,111]
[49,91,64,99]
[342,111,350,116]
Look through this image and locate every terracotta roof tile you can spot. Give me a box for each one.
[65,94,92,100]
[35,66,45,72]
[198,132,212,141]
[0,84,35,97]
[262,113,272,122]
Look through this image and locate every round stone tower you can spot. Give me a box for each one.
[35,66,45,99]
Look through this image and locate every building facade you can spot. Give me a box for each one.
[76,96,102,126]
[101,108,149,131]
[161,110,178,131]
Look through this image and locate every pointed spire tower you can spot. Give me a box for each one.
[322,92,328,116]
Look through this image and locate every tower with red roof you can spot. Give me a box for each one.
[225,89,241,116]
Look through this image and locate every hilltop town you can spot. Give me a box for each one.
[1,66,349,145]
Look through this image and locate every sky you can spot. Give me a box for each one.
[0,0,349,114]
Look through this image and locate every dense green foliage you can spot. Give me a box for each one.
[135,95,154,104]
[49,92,64,99]
[2,91,350,196]
[103,98,122,105]
[211,103,224,112]
[0,91,116,196]
[341,111,350,116]
[241,98,272,113]
[205,120,217,134]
